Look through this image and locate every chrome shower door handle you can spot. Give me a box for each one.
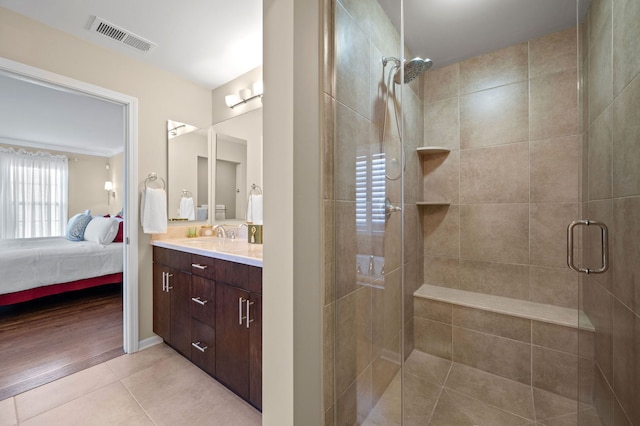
[567,220,609,274]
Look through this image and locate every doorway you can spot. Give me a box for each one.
[0,57,139,391]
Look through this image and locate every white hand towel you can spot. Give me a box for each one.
[141,188,167,234]
[179,197,195,220]
[246,194,263,225]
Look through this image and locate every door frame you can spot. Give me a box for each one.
[0,56,140,353]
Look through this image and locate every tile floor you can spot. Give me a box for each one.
[0,343,261,426]
[363,350,604,426]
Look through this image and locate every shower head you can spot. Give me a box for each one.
[393,57,433,84]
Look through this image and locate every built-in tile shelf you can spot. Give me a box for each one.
[416,201,451,206]
[416,146,451,156]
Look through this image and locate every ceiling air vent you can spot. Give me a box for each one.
[89,16,156,53]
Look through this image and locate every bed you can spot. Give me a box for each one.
[0,237,123,306]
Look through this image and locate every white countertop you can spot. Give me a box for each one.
[152,237,263,267]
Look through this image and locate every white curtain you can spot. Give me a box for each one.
[0,147,69,239]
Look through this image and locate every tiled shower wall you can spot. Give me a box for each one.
[322,0,425,424]
[582,0,640,424]
[421,27,582,310]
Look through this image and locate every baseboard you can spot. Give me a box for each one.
[138,335,163,351]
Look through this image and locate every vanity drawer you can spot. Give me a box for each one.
[154,246,192,272]
[217,259,249,290]
[191,254,216,280]
[191,319,215,376]
[191,276,215,327]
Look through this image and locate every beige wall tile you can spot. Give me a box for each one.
[460,142,529,203]
[612,75,640,198]
[585,200,613,292]
[423,256,460,289]
[588,10,613,123]
[533,388,583,421]
[588,106,613,200]
[612,300,640,425]
[334,3,371,119]
[323,94,335,201]
[414,317,452,360]
[458,260,529,300]
[323,0,334,97]
[422,150,459,204]
[423,63,459,104]
[372,269,402,355]
[589,0,612,48]
[532,346,580,399]
[424,97,459,151]
[612,196,640,312]
[460,82,529,149]
[423,205,459,258]
[529,265,579,309]
[453,306,531,342]
[404,204,421,262]
[459,43,528,94]
[460,204,529,264]
[532,321,580,354]
[529,27,578,78]
[335,287,372,396]
[403,258,422,326]
[452,327,531,384]
[414,298,452,324]
[530,69,579,140]
[334,102,374,202]
[614,398,634,426]
[371,356,400,407]
[530,136,581,203]
[334,201,359,299]
[584,280,614,384]
[324,200,336,305]
[324,302,335,412]
[530,203,579,268]
[612,0,640,96]
[336,365,372,426]
[593,367,614,425]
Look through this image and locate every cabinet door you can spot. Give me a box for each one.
[215,283,250,400]
[249,293,262,410]
[169,269,192,357]
[153,263,171,342]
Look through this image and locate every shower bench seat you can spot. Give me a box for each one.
[414,283,593,331]
[412,284,595,401]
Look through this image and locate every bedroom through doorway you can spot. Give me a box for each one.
[0,58,138,399]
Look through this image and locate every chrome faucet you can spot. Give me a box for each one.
[212,224,227,239]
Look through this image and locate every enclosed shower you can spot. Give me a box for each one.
[323,0,640,425]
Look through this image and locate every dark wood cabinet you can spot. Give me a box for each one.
[215,261,263,410]
[153,245,262,411]
[152,247,191,357]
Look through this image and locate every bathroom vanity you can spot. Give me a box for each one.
[152,238,262,410]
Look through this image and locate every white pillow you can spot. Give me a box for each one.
[84,217,119,245]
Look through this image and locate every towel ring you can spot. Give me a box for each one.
[181,189,193,198]
[249,184,262,195]
[145,173,166,190]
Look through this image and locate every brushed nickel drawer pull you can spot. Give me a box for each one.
[191,342,208,352]
[239,297,245,325]
[192,263,208,270]
[245,300,255,329]
[191,297,208,305]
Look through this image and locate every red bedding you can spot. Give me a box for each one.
[0,273,123,306]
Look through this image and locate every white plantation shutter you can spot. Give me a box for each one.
[355,151,385,234]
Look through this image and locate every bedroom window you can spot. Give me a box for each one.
[0,147,68,239]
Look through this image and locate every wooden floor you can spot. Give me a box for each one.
[0,284,124,401]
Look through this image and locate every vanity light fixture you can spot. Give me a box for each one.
[104,181,115,204]
[225,81,264,109]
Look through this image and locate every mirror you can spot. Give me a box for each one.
[211,108,263,224]
[167,120,209,222]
